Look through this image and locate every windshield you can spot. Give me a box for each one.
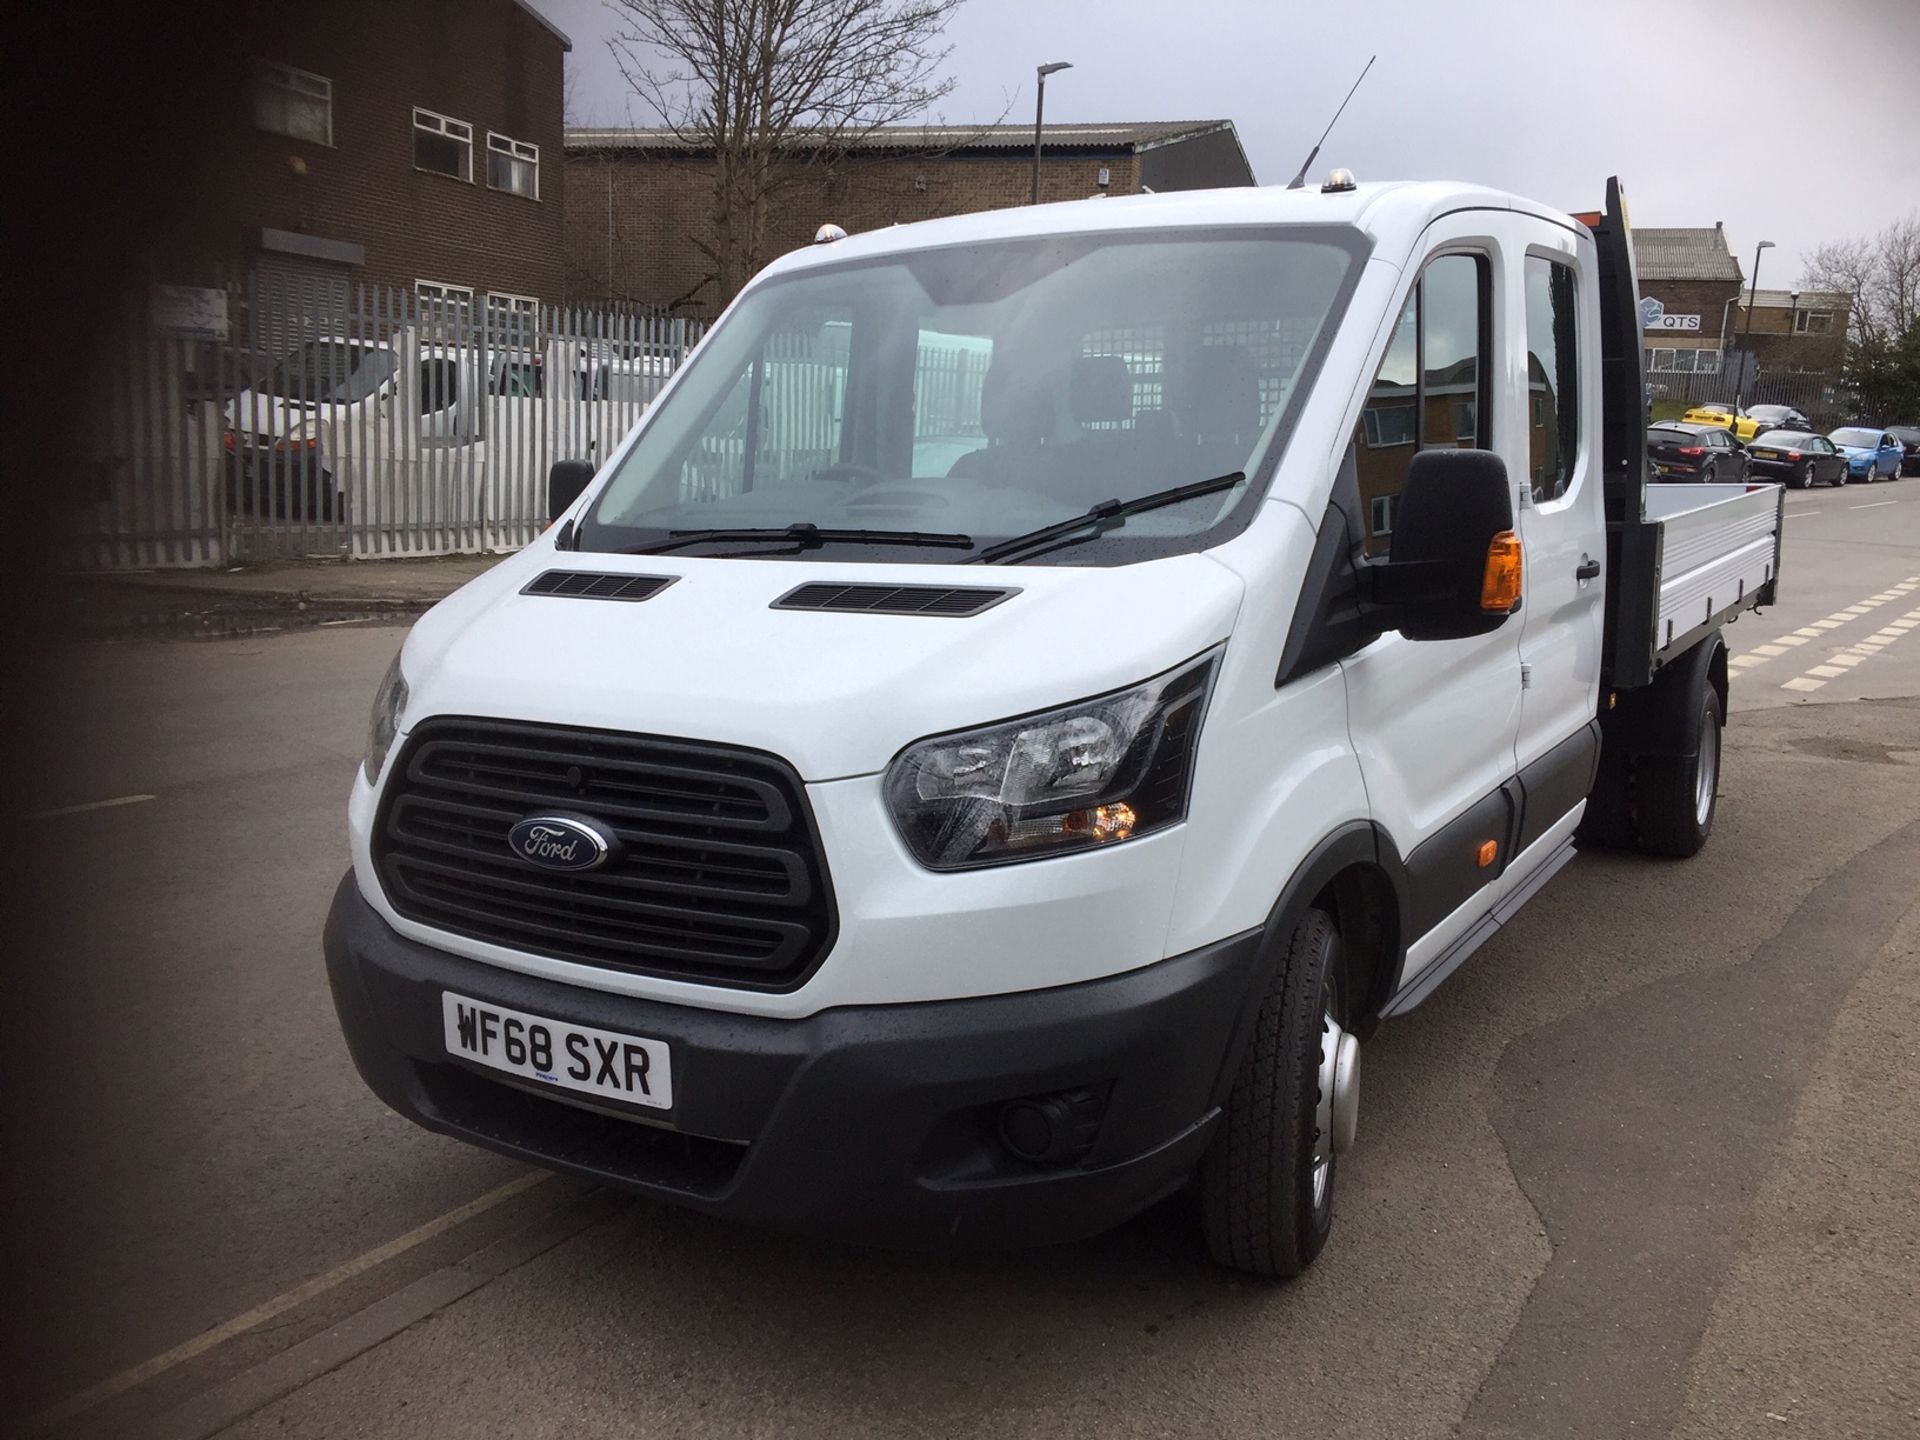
[261,340,398,403]
[1830,428,1879,447]
[577,227,1367,563]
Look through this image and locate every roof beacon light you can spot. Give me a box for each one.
[1322,168,1357,194]
[814,223,847,244]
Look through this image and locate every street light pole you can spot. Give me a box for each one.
[1031,61,1072,205]
[1734,239,1774,410]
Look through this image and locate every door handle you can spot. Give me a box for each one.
[1575,557,1601,581]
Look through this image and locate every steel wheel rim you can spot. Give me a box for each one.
[1313,1000,1342,1209]
[1695,712,1720,827]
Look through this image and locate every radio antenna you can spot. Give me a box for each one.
[1285,54,1376,190]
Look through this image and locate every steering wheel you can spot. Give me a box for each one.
[809,463,889,486]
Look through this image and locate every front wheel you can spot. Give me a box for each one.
[1633,685,1723,858]
[1200,908,1356,1278]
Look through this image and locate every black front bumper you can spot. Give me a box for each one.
[324,874,1266,1249]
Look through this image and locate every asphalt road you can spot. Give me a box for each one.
[12,480,1920,1440]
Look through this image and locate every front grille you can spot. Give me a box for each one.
[374,717,836,990]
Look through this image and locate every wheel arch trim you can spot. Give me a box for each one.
[1206,820,1409,1106]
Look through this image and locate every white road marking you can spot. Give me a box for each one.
[1779,605,1920,696]
[24,1172,549,1431]
[1732,582,1912,673]
[32,794,157,819]
[1849,501,1897,511]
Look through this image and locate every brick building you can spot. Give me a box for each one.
[563,120,1255,313]
[1733,288,1851,377]
[1633,225,1745,380]
[1632,223,1852,384]
[141,0,569,316]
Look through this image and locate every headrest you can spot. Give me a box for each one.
[979,356,1050,444]
[1188,345,1261,436]
[1070,354,1135,425]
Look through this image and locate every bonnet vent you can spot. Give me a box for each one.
[772,583,1017,617]
[521,571,677,602]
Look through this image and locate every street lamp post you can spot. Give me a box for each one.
[1734,239,1775,410]
[1031,61,1072,205]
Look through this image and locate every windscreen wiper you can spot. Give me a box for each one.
[971,471,1247,565]
[629,522,975,556]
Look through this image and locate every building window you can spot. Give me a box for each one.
[1794,310,1834,335]
[485,291,538,322]
[415,280,474,318]
[1363,402,1416,447]
[486,132,540,199]
[1645,347,1721,374]
[1370,494,1396,536]
[414,108,473,180]
[251,61,331,145]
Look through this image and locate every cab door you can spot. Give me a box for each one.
[1510,229,1605,863]
[1340,230,1525,980]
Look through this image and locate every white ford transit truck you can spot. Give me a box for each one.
[325,177,1784,1276]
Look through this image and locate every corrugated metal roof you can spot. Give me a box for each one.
[1747,288,1851,309]
[564,120,1236,154]
[1633,226,1742,282]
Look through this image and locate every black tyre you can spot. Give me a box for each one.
[1789,461,1812,489]
[1632,685,1723,858]
[1200,909,1350,1278]
[1831,464,1847,487]
[1702,460,1717,484]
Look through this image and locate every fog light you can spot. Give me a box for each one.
[996,1086,1107,1165]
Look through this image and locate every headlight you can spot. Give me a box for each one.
[363,653,410,784]
[884,650,1220,870]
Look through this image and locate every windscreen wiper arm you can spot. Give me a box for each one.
[971,471,1247,565]
[629,522,975,556]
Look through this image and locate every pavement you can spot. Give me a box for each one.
[51,553,505,642]
[10,475,1919,1439]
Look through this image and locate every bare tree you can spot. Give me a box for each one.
[1802,213,1920,350]
[607,0,968,307]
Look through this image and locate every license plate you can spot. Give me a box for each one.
[1655,463,1671,474]
[442,993,673,1110]
[1751,449,1778,460]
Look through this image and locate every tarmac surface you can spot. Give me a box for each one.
[12,474,1919,1439]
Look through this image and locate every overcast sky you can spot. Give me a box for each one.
[540,0,1918,285]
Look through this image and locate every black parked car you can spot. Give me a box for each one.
[1646,421,1747,481]
[1889,425,1920,476]
[1744,430,1848,488]
[1745,403,1812,434]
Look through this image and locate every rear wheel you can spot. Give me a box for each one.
[1633,685,1723,858]
[1200,908,1355,1279]
[1789,462,1812,490]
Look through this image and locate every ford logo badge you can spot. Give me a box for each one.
[507,815,615,872]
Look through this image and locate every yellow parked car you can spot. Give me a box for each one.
[1681,403,1764,443]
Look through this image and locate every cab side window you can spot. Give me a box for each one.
[1355,253,1490,554]
[1524,256,1580,502]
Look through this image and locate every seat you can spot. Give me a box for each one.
[1182,345,1263,474]
[945,356,1052,484]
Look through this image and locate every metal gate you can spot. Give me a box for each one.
[65,281,704,569]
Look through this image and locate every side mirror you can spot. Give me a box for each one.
[547,458,595,523]
[1372,449,1522,642]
